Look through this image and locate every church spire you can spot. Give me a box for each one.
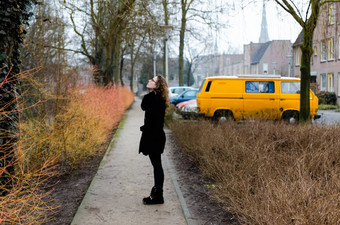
[259,1,270,43]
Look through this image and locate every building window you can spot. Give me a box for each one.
[338,35,340,59]
[329,4,336,25]
[295,47,301,66]
[263,63,268,74]
[328,38,334,60]
[321,74,327,91]
[314,46,317,56]
[321,40,327,62]
[328,73,334,92]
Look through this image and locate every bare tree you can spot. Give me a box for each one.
[65,0,136,85]
[177,0,229,86]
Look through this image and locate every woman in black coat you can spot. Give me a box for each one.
[139,75,169,205]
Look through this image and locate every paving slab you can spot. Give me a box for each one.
[71,98,188,225]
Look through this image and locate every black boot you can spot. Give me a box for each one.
[143,186,164,205]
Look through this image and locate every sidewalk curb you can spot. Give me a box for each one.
[164,136,194,225]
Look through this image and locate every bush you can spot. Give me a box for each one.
[170,120,340,225]
[317,92,337,105]
[20,85,134,172]
[11,84,133,224]
[0,69,57,224]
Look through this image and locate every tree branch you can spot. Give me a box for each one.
[275,0,305,26]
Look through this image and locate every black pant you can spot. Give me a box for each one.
[149,153,164,190]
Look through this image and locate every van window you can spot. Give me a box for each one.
[281,82,300,94]
[245,81,274,93]
[205,81,212,92]
[198,80,205,93]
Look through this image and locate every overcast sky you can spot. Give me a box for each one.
[218,1,302,54]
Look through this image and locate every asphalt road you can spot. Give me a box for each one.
[314,110,340,125]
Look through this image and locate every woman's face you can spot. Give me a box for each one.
[146,76,158,90]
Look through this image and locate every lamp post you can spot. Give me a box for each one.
[153,54,157,77]
[160,25,173,84]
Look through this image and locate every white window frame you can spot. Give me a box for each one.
[328,73,334,92]
[321,40,327,62]
[338,73,340,97]
[321,73,327,91]
[314,46,317,56]
[295,47,300,66]
[263,63,268,74]
[329,4,336,25]
[328,38,335,60]
[338,35,340,59]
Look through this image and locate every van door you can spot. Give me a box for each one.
[243,81,280,119]
[279,81,300,117]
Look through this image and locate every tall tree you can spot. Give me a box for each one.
[179,0,194,86]
[274,0,340,122]
[0,0,35,195]
[66,0,136,85]
[162,0,170,79]
[177,0,227,86]
[21,0,69,118]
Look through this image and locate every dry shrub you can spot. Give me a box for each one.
[20,84,134,172]
[0,154,57,224]
[169,120,340,225]
[0,68,57,224]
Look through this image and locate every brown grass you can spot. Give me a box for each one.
[169,120,340,225]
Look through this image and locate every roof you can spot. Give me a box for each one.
[250,41,271,65]
[293,30,303,47]
[205,75,300,81]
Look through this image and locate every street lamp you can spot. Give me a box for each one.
[153,54,157,77]
[160,25,173,84]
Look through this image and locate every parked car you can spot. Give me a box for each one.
[168,86,194,101]
[176,99,198,119]
[171,89,198,105]
[176,99,196,111]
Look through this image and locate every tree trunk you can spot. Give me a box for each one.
[299,28,313,122]
[113,39,121,84]
[0,0,34,196]
[162,0,169,78]
[130,48,134,91]
[120,56,125,86]
[179,12,186,86]
[187,62,192,86]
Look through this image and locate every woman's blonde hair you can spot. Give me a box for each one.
[154,75,170,110]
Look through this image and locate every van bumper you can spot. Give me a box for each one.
[314,114,321,120]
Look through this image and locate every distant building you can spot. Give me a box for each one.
[247,40,292,76]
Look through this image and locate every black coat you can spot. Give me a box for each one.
[139,91,166,156]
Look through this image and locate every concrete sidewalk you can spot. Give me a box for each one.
[71,98,188,225]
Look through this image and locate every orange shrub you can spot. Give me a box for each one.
[21,84,134,171]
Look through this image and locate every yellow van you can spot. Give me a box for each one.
[196,75,320,122]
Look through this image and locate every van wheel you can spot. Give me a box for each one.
[213,110,234,122]
[282,111,299,124]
